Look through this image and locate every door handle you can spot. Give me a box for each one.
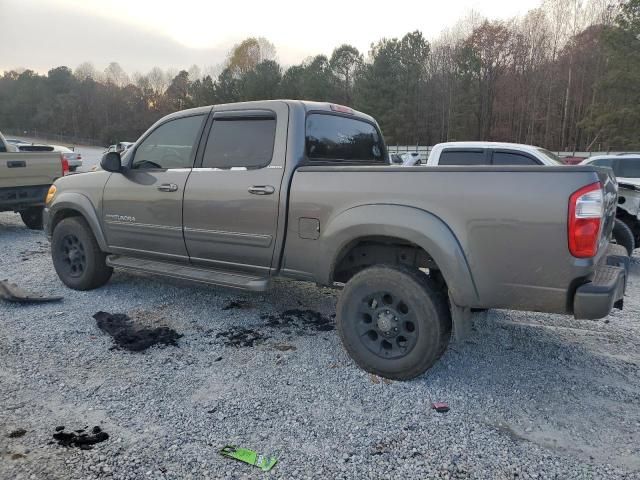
[157,183,178,192]
[248,185,275,195]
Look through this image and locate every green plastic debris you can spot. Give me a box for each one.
[220,445,277,472]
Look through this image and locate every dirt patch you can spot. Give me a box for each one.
[93,311,182,352]
[216,328,268,347]
[222,301,253,311]
[7,429,26,438]
[52,426,109,450]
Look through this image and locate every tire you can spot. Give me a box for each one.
[19,207,44,230]
[51,216,113,290]
[69,166,77,172]
[336,264,451,381]
[612,218,635,256]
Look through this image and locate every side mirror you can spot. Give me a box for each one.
[101,152,122,172]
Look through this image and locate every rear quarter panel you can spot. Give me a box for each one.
[283,166,604,313]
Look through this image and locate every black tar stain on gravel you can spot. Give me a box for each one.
[215,310,333,348]
[7,429,26,438]
[52,426,109,450]
[93,311,182,352]
[216,327,269,347]
[262,309,335,332]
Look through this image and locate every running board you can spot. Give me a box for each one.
[106,255,270,291]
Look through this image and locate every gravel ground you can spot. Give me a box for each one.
[1,211,639,480]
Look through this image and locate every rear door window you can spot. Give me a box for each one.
[202,117,276,169]
[615,158,640,178]
[492,151,539,165]
[438,149,487,165]
[306,114,385,165]
[591,158,615,168]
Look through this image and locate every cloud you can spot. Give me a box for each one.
[2,0,542,74]
[1,0,230,74]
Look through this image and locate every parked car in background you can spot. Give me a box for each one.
[400,151,423,165]
[580,154,640,187]
[0,130,69,229]
[44,100,627,380]
[580,155,640,254]
[50,145,82,172]
[5,138,30,147]
[426,141,564,166]
[388,153,403,165]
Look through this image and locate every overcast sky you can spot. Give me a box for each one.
[1,0,541,75]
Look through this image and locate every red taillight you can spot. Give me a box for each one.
[568,182,603,258]
[61,153,69,175]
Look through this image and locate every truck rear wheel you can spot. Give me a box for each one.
[19,207,44,230]
[51,217,113,290]
[612,218,635,256]
[336,265,451,381]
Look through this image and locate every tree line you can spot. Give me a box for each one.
[0,0,638,150]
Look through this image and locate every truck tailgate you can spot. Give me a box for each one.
[0,152,62,189]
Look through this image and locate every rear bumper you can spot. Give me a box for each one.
[573,243,629,320]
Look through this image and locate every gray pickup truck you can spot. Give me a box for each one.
[44,100,629,380]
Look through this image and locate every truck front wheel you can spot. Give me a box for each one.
[51,217,113,290]
[336,265,451,381]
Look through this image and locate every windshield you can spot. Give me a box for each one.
[536,148,564,165]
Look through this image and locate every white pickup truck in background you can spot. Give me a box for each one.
[424,141,565,166]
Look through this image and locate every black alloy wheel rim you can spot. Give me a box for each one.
[59,234,86,278]
[356,291,419,359]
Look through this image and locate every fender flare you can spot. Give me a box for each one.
[318,204,479,306]
[48,192,108,250]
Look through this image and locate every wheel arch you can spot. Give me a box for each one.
[319,204,479,306]
[48,192,108,250]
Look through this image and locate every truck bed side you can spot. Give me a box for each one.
[282,165,613,314]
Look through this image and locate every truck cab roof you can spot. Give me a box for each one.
[159,100,376,125]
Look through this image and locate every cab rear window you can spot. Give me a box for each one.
[305,114,385,165]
